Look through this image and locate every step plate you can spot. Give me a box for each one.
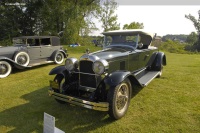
[138,71,160,87]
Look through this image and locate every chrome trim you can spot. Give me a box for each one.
[65,57,78,71]
[93,59,109,74]
[79,85,96,92]
[74,71,97,76]
[80,54,99,62]
[49,89,109,111]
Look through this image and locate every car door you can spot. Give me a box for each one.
[128,51,140,71]
[27,39,41,60]
[137,49,151,68]
[40,38,54,58]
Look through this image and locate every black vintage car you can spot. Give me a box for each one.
[48,29,166,119]
[0,36,67,78]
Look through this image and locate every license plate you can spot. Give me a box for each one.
[49,80,59,89]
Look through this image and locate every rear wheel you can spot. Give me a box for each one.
[54,52,64,64]
[107,78,132,120]
[157,65,163,78]
[0,61,12,78]
[53,74,66,104]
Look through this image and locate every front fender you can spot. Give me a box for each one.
[49,65,67,75]
[0,56,27,69]
[104,71,131,87]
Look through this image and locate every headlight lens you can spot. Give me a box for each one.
[93,59,109,75]
[65,58,78,71]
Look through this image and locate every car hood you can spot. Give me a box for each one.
[80,47,130,62]
[0,46,19,57]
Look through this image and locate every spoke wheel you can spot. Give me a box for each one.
[0,61,12,78]
[54,52,64,64]
[107,78,132,119]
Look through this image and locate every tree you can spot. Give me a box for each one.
[0,0,101,45]
[123,22,144,29]
[100,0,120,32]
[185,13,200,51]
[186,32,198,45]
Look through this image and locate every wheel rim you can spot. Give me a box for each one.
[59,79,65,93]
[15,52,29,66]
[0,61,11,78]
[55,53,64,64]
[0,63,8,74]
[17,55,28,65]
[116,83,129,113]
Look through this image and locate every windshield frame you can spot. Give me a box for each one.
[103,33,140,50]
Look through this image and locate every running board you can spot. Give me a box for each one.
[137,71,160,87]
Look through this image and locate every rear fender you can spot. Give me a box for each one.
[51,50,67,60]
[151,52,166,71]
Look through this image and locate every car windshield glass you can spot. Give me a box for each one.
[13,38,26,45]
[104,34,140,49]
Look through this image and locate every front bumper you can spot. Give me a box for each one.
[48,89,109,111]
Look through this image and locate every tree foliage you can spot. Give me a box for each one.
[0,0,101,45]
[185,14,200,32]
[185,13,200,51]
[100,0,120,32]
[186,32,198,45]
[123,22,144,29]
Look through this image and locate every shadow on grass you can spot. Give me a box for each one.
[0,87,113,133]
[11,63,57,74]
[0,84,145,132]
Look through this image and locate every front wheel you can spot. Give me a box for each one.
[107,78,132,120]
[53,74,66,104]
[54,52,64,64]
[0,61,12,78]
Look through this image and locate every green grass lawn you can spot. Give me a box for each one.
[0,46,200,133]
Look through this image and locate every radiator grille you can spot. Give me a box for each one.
[80,61,94,74]
[79,60,96,88]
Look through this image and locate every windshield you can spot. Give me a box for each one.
[103,34,141,49]
[13,38,26,45]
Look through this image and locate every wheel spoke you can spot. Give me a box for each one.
[116,84,129,111]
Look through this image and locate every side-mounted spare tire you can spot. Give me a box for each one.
[54,52,64,64]
[14,51,30,69]
[0,61,12,78]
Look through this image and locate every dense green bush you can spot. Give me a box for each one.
[0,39,12,46]
[159,40,192,54]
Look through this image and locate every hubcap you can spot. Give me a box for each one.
[116,83,129,112]
[0,64,7,74]
[56,54,62,62]
[17,55,27,65]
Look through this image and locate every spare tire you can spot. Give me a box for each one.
[14,51,30,67]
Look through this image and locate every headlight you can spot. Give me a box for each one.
[93,59,109,75]
[65,58,78,71]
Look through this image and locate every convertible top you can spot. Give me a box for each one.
[102,29,155,39]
